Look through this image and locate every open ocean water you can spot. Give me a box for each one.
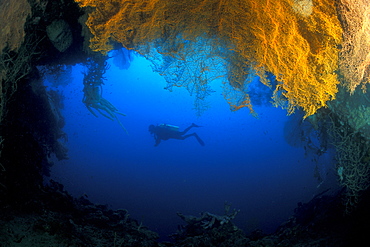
[48,51,338,241]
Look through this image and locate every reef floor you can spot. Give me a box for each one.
[1,181,369,247]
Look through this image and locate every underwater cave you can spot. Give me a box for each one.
[1,0,370,246]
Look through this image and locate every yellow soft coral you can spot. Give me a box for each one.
[75,0,342,117]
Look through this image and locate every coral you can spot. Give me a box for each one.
[223,63,258,117]
[0,181,160,246]
[292,0,313,17]
[243,0,342,117]
[0,0,32,127]
[82,56,128,134]
[151,37,225,115]
[0,0,31,53]
[348,105,370,132]
[0,33,42,132]
[172,203,245,246]
[75,0,342,117]
[327,83,370,142]
[337,0,370,93]
[326,112,370,213]
[177,209,240,230]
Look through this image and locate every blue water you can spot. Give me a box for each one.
[47,52,336,241]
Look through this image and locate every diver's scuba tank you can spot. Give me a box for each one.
[159,124,179,132]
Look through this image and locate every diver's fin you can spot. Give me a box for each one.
[194,133,205,146]
[197,137,205,146]
[192,123,202,127]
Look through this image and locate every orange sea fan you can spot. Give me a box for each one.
[75,0,342,117]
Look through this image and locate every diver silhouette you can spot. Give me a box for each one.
[148,123,205,147]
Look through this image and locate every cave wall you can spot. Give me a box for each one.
[0,0,87,206]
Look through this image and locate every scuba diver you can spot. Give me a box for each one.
[148,123,205,146]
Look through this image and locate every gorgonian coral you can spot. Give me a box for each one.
[75,0,342,117]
